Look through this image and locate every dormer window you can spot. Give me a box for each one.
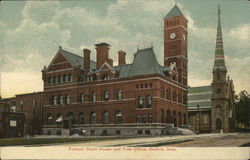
[86,76,93,82]
[103,75,110,80]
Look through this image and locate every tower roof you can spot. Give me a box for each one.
[213,5,227,72]
[165,4,186,19]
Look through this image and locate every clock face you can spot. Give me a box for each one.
[183,34,186,40]
[170,32,176,39]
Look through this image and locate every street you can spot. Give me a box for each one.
[54,133,250,147]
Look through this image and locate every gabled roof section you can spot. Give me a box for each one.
[127,48,165,77]
[60,49,96,70]
[165,5,186,19]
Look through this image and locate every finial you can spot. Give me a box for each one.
[218,4,220,16]
[59,46,62,50]
[174,0,177,5]
[137,45,139,51]
[150,42,153,48]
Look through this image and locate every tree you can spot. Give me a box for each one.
[235,90,250,127]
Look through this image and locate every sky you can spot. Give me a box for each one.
[0,0,250,98]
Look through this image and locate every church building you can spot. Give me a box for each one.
[188,5,235,133]
[41,4,189,136]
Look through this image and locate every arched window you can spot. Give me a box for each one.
[115,111,122,124]
[66,95,71,104]
[217,72,220,80]
[92,92,97,102]
[102,111,109,124]
[80,93,84,103]
[60,76,63,83]
[47,114,53,125]
[166,110,171,123]
[58,95,61,105]
[53,77,57,84]
[90,112,96,124]
[78,112,84,124]
[60,96,65,105]
[68,74,72,82]
[178,93,182,103]
[48,77,52,85]
[53,96,58,105]
[57,76,61,83]
[216,105,221,117]
[104,90,109,101]
[116,89,122,100]
[137,96,144,108]
[146,95,152,107]
[63,75,67,83]
[183,94,187,104]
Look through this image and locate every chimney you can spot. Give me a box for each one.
[95,42,110,69]
[83,48,91,70]
[118,50,126,65]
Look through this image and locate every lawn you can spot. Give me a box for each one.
[0,136,132,146]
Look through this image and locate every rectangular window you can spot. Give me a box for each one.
[204,114,209,125]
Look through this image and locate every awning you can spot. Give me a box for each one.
[56,115,63,122]
[48,116,53,120]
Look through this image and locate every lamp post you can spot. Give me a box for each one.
[197,104,200,134]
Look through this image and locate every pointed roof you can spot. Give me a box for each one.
[127,48,166,77]
[59,49,96,70]
[213,5,227,72]
[165,4,186,19]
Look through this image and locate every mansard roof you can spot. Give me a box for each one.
[188,86,212,111]
[56,47,168,79]
[60,49,96,70]
[165,5,186,19]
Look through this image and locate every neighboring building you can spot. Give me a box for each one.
[0,97,25,138]
[15,92,43,135]
[188,86,212,133]
[41,4,189,136]
[188,5,235,133]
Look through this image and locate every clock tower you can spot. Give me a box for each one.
[164,4,188,85]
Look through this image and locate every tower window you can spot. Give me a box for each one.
[217,72,220,80]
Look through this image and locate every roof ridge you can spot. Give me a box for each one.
[61,49,83,58]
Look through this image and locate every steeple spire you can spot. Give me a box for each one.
[213,4,227,72]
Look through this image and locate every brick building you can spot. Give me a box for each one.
[15,92,43,135]
[187,6,235,133]
[0,97,25,138]
[41,4,189,136]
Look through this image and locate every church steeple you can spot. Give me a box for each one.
[213,5,227,72]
